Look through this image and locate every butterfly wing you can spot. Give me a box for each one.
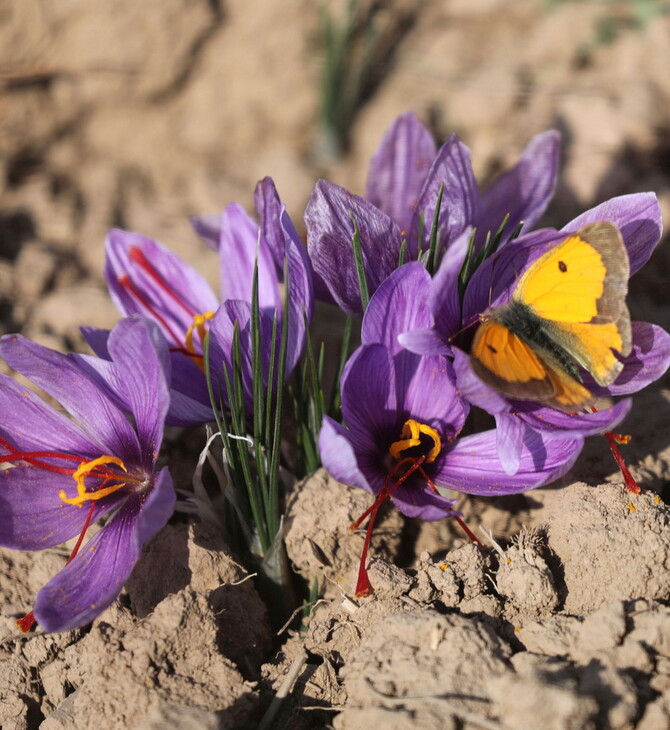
[514,222,632,386]
[471,319,595,410]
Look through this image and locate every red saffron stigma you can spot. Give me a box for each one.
[586,406,641,495]
[16,611,35,633]
[351,456,427,598]
[118,274,185,347]
[605,431,641,495]
[16,501,97,633]
[127,246,197,317]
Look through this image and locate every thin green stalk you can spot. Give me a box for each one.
[426,183,445,275]
[350,213,370,311]
[228,330,270,553]
[416,212,425,258]
[264,314,279,448]
[267,260,291,539]
[398,238,407,267]
[327,315,353,417]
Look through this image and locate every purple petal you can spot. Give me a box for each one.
[433,428,582,496]
[254,177,288,272]
[283,208,315,375]
[476,130,560,248]
[0,466,115,550]
[34,468,174,632]
[219,203,281,309]
[562,193,662,275]
[495,413,525,475]
[318,417,373,493]
[365,112,437,235]
[431,227,471,341]
[166,387,214,426]
[306,180,402,315]
[191,213,222,251]
[105,229,218,347]
[398,328,452,357]
[340,344,398,453]
[0,335,142,462]
[400,354,467,442]
[80,325,210,429]
[590,322,670,395]
[408,135,478,258]
[518,398,632,437]
[362,262,433,352]
[0,371,101,456]
[208,300,254,410]
[106,317,170,468]
[80,326,111,358]
[390,482,457,521]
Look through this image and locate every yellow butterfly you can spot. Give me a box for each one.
[470,222,632,412]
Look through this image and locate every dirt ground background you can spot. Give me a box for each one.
[1,0,670,728]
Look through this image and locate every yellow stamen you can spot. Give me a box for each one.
[59,456,127,507]
[184,311,215,355]
[388,419,441,463]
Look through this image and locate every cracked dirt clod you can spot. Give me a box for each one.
[540,484,670,615]
[41,590,258,730]
[284,469,404,599]
[496,526,560,624]
[334,610,512,729]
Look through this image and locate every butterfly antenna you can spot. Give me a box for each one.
[447,315,480,343]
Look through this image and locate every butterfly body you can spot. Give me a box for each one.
[470,222,632,412]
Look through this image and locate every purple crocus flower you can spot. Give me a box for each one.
[319,263,583,596]
[97,177,313,425]
[0,316,174,632]
[400,194,670,476]
[306,112,559,314]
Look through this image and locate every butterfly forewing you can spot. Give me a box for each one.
[515,222,629,328]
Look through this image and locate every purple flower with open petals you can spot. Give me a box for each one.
[306,112,559,314]
[319,264,582,596]
[400,194,670,475]
[97,177,313,425]
[0,316,174,632]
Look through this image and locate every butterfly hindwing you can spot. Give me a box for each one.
[542,312,631,386]
[471,320,554,400]
[471,320,596,411]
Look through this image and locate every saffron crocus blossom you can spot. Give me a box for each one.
[99,177,313,425]
[319,263,583,596]
[400,194,670,475]
[306,112,559,314]
[0,316,174,632]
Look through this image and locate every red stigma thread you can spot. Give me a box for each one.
[605,431,640,495]
[351,456,427,597]
[585,405,641,495]
[118,247,210,365]
[127,246,197,317]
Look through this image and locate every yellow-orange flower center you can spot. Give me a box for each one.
[184,311,215,355]
[388,419,441,464]
[58,456,128,507]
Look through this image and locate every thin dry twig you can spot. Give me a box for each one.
[256,649,307,730]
